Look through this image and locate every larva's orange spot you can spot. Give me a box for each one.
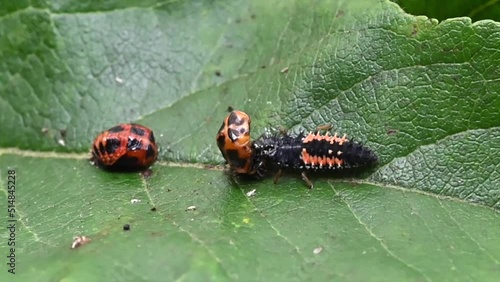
[302,133,315,143]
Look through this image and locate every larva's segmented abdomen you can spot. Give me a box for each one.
[299,132,377,170]
[253,132,378,171]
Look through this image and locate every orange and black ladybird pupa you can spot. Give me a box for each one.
[216,110,253,173]
[216,110,265,178]
[91,123,158,171]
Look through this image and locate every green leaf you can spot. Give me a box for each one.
[1,0,499,281]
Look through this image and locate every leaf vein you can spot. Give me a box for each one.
[328,182,431,282]
[240,188,308,265]
[139,175,235,279]
[438,199,500,265]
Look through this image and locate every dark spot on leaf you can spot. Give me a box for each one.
[141,169,153,178]
[227,106,234,112]
[151,207,157,212]
[123,224,130,231]
[215,70,222,76]
[387,129,398,135]
[250,14,256,19]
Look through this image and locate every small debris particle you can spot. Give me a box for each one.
[316,124,332,131]
[227,106,234,112]
[313,247,323,254]
[150,207,157,212]
[141,169,153,178]
[387,129,398,135]
[186,205,197,211]
[115,77,124,83]
[123,224,131,231]
[246,189,257,197]
[60,129,67,138]
[215,70,222,76]
[41,128,49,134]
[130,199,141,204]
[242,218,250,224]
[266,101,272,105]
[71,236,91,249]
[57,139,66,146]
[260,65,266,69]
[280,67,289,73]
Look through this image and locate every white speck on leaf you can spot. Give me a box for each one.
[280,66,289,73]
[58,139,65,146]
[186,205,196,211]
[246,189,257,197]
[313,247,323,254]
[71,236,91,249]
[130,199,141,204]
[115,77,124,83]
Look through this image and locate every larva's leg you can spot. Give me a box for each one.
[273,169,283,184]
[301,171,314,189]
